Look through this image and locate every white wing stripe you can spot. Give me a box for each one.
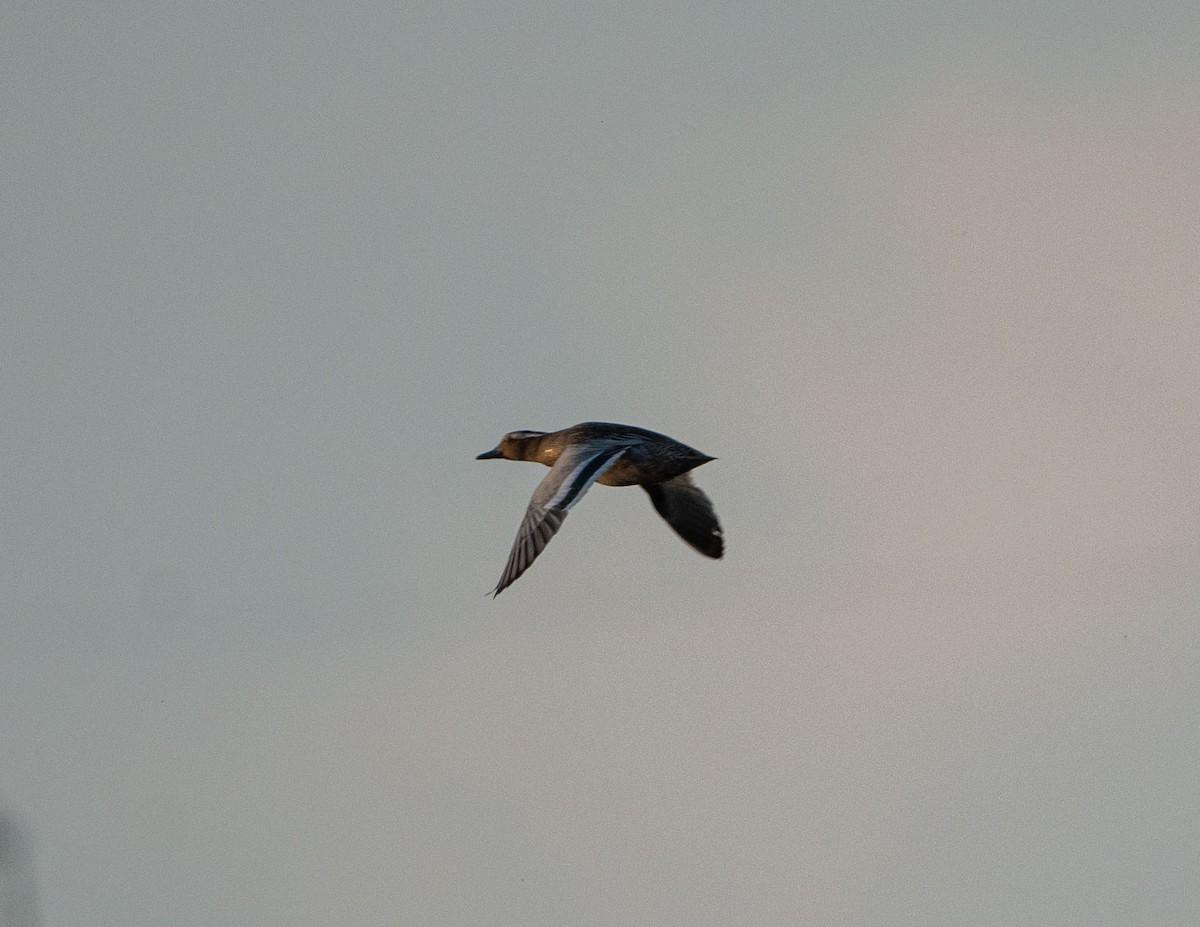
[545,445,626,511]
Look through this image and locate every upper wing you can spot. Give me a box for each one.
[643,473,724,559]
[490,442,630,596]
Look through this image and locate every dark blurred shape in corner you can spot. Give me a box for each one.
[0,802,40,927]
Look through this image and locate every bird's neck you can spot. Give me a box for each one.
[521,434,562,466]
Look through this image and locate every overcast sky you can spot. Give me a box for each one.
[3,2,1199,925]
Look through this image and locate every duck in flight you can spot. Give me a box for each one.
[477,422,723,596]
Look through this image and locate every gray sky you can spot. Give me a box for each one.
[4,2,1199,924]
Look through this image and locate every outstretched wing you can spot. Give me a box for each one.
[643,473,724,559]
[491,442,630,596]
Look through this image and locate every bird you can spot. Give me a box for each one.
[476,422,723,596]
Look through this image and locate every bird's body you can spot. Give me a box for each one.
[477,422,724,596]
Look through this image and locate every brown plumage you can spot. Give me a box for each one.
[476,422,724,595]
